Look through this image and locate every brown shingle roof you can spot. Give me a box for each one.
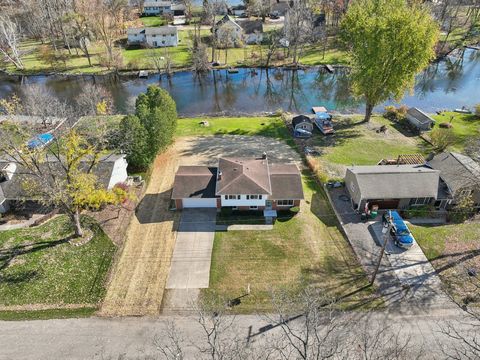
[216,157,272,195]
[269,164,304,200]
[171,166,217,199]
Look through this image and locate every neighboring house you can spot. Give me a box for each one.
[213,15,244,45]
[405,107,435,131]
[292,115,314,132]
[427,152,480,209]
[171,155,304,215]
[271,1,289,16]
[142,1,173,15]
[0,154,128,213]
[170,3,185,16]
[239,20,264,44]
[127,26,178,47]
[345,165,440,211]
[230,5,246,16]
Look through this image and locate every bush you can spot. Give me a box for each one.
[383,105,408,122]
[289,206,300,214]
[475,104,480,118]
[404,205,434,218]
[430,128,457,152]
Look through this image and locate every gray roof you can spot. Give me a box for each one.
[269,164,304,200]
[0,154,125,202]
[292,115,313,127]
[427,152,480,193]
[127,28,146,35]
[144,1,171,7]
[145,26,178,35]
[171,166,217,199]
[239,20,263,34]
[215,15,241,29]
[346,165,440,200]
[407,107,435,125]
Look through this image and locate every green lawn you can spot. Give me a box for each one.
[410,222,480,305]
[140,16,167,27]
[0,216,116,309]
[431,112,480,152]
[204,173,380,312]
[177,116,291,140]
[307,115,430,179]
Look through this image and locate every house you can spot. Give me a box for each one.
[142,1,173,15]
[0,154,128,213]
[127,26,178,47]
[213,15,244,45]
[427,152,480,209]
[345,165,440,211]
[171,155,304,215]
[405,107,435,131]
[271,1,289,16]
[239,20,264,44]
[230,5,246,16]
[292,115,314,137]
[170,3,185,16]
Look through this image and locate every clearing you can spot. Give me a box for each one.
[410,221,480,307]
[0,216,115,319]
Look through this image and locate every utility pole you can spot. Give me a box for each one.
[370,211,392,286]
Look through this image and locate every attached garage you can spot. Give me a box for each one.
[182,198,217,208]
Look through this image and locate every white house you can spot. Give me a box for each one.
[239,20,264,44]
[143,1,173,15]
[213,15,244,46]
[127,26,178,47]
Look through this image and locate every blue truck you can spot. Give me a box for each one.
[384,211,415,249]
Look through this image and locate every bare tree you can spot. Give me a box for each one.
[216,24,237,65]
[284,0,315,66]
[154,321,185,360]
[246,0,271,22]
[265,28,282,68]
[148,47,174,77]
[0,14,24,69]
[76,83,114,116]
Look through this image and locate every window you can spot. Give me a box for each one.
[249,206,258,210]
[226,195,240,200]
[277,200,294,206]
[259,195,262,199]
[350,183,356,193]
[248,195,259,200]
[409,197,430,206]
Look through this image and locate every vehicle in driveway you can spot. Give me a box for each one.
[388,211,415,249]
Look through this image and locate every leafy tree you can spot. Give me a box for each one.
[119,115,150,170]
[120,86,177,170]
[340,0,439,122]
[0,129,127,237]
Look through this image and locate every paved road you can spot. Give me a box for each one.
[0,310,477,359]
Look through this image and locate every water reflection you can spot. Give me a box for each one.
[0,48,478,116]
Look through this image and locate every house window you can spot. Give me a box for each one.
[409,197,430,206]
[162,41,165,44]
[248,195,259,200]
[226,195,240,200]
[249,206,258,210]
[350,183,356,193]
[259,195,262,199]
[277,200,294,206]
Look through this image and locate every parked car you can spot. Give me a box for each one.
[388,211,415,249]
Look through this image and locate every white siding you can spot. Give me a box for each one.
[182,198,217,208]
[127,32,146,43]
[220,194,267,207]
[146,32,178,47]
[0,200,10,213]
[108,157,128,189]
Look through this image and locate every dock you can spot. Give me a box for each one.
[325,64,334,73]
[138,70,149,78]
[312,106,328,114]
[466,45,480,50]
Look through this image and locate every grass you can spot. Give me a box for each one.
[177,116,291,140]
[204,172,380,313]
[140,16,167,27]
[0,307,96,321]
[0,215,116,310]
[431,111,480,152]
[306,115,430,179]
[410,222,480,305]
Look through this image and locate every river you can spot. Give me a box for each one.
[0,48,478,116]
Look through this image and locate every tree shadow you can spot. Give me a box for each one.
[135,189,177,224]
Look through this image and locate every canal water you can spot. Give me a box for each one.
[0,48,478,116]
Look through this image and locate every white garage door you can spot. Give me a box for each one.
[182,198,217,208]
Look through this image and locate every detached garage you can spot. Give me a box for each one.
[171,166,218,209]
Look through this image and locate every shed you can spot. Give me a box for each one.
[292,115,314,132]
[406,107,435,131]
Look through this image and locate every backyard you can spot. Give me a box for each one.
[0,216,116,320]
[305,115,431,180]
[431,111,480,152]
[410,221,480,306]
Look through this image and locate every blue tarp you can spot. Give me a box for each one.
[315,112,331,120]
[27,133,54,149]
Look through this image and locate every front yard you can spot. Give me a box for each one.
[0,216,116,319]
[410,221,480,306]
[205,173,380,312]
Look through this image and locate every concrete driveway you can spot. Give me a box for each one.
[166,209,216,289]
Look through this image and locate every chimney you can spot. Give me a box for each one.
[262,152,267,160]
[218,171,222,180]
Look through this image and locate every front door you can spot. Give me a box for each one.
[266,200,273,210]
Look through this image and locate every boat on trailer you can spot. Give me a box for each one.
[312,106,334,135]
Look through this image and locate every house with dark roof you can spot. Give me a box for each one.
[427,152,480,209]
[238,20,264,44]
[406,107,435,131]
[345,165,440,211]
[0,154,128,213]
[171,155,303,214]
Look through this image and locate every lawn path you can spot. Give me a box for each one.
[99,147,180,316]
